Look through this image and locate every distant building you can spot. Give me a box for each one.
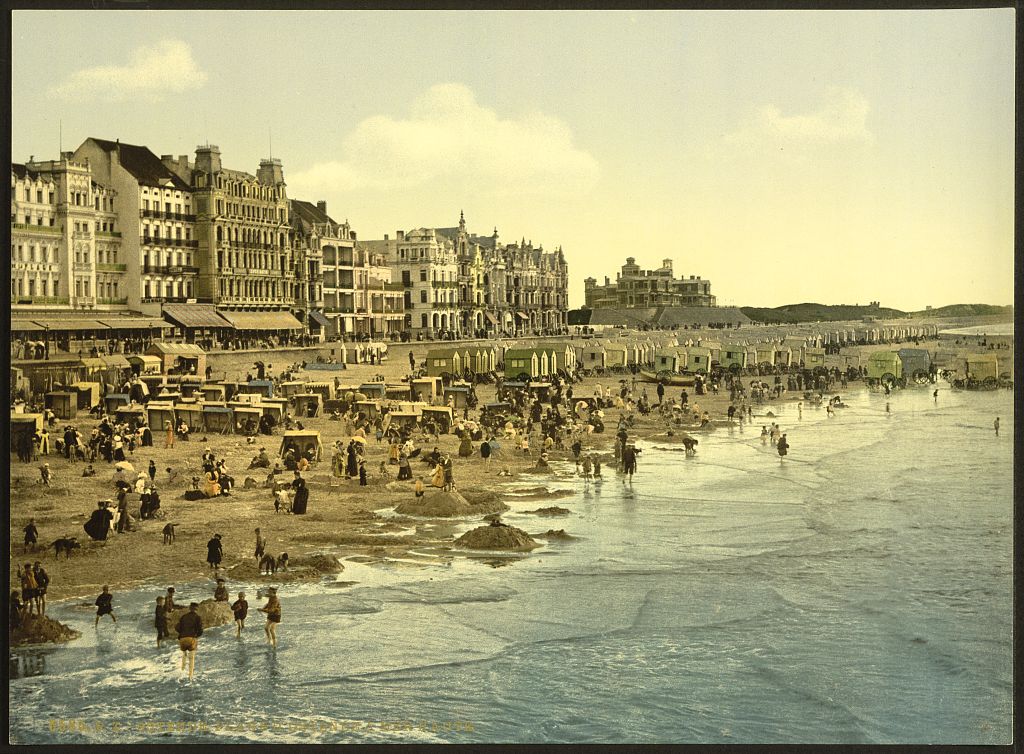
[584,257,715,309]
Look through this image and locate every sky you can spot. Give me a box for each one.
[11,9,1015,311]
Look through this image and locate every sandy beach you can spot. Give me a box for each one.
[8,323,1011,606]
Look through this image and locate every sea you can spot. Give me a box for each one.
[9,384,1013,745]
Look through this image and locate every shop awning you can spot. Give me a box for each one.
[127,355,161,366]
[101,355,132,368]
[484,312,499,325]
[309,311,330,328]
[97,318,171,331]
[218,310,304,331]
[38,320,109,331]
[11,320,45,332]
[516,311,530,320]
[162,304,234,330]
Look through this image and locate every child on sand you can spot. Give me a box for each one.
[95,585,116,626]
[155,596,169,647]
[214,578,229,602]
[232,592,248,637]
[259,588,281,648]
[414,478,425,498]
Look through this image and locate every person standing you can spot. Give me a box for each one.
[20,564,38,616]
[622,444,638,482]
[94,585,116,627]
[155,596,169,648]
[148,460,157,482]
[23,519,38,553]
[232,592,248,638]
[291,475,309,515]
[176,602,204,679]
[480,439,491,464]
[408,350,416,371]
[206,533,223,573]
[254,528,266,562]
[165,421,175,449]
[32,562,48,615]
[994,417,1000,436]
[259,587,282,648]
[656,382,665,405]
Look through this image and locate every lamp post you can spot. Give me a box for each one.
[43,324,49,361]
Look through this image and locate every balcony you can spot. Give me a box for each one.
[97,263,127,272]
[14,296,69,305]
[12,222,60,234]
[97,297,128,305]
[95,230,122,238]
[141,296,193,304]
[143,265,200,275]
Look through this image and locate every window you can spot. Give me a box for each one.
[36,190,42,203]
[419,269,427,282]
[420,290,427,303]
[420,313,428,328]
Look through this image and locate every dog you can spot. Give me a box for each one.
[52,537,81,559]
[276,553,289,572]
[259,553,277,575]
[162,523,176,545]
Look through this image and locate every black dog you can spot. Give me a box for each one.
[162,523,176,545]
[52,537,81,559]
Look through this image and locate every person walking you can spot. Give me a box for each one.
[206,533,223,573]
[254,528,266,562]
[155,596,169,648]
[656,382,665,405]
[259,587,282,648]
[176,602,204,679]
[23,519,38,553]
[777,433,790,459]
[994,417,1000,436]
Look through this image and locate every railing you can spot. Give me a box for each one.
[96,263,127,272]
[14,296,69,305]
[143,265,200,275]
[97,297,128,305]
[141,296,193,304]
[142,236,198,248]
[95,231,122,238]
[12,222,60,234]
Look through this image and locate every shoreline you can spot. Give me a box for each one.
[9,327,1011,615]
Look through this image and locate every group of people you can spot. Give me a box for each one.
[9,561,50,633]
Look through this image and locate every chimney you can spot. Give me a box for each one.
[397,230,405,241]
[384,233,389,241]
[194,144,221,174]
[316,200,327,214]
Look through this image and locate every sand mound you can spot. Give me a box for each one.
[10,613,81,646]
[395,491,508,518]
[524,506,572,516]
[292,553,344,574]
[511,488,574,501]
[165,599,234,636]
[537,529,576,540]
[454,523,539,551]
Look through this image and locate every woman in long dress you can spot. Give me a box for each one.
[291,478,309,514]
[345,442,358,478]
[431,462,445,488]
[332,446,345,477]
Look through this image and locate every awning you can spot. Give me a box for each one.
[309,311,330,328]
[36,320,108,331]
[97,318,170,330]
[78,358,107,369]
[11,320,45,332]
[516,311,529,321]
[218,310,304,331]
[162,304,234,330]
[100,354,131,369]
[484,312,499,325]
[127,355,161,366]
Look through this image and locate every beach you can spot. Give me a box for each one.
[8,323,1013,605]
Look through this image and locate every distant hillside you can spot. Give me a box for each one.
[909,304,1013,318]
[740,303,906,324]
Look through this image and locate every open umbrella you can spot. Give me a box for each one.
[113,461,135,473]
[349,436,366,444]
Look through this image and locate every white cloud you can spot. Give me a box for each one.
[47,39,208,101]
[722,87,874,151]
[289,83,600,199]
